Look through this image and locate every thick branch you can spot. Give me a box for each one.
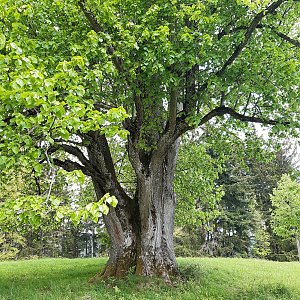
[53,158,92,176]
[174,104,291,143]
[53,138,84,147]
[152,89,179,163]
[78,0,123,72]
[215,0,285,78]
[213,106,290,126]
[86,132,132,201]
[219,24,300,48]
[57,144,95,173]
[134,90,144,128]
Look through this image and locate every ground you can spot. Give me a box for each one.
[0,257,300,300]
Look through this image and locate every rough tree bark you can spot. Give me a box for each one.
[134,140,180,279]
[93,180,138,278]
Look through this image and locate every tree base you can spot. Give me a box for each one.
[89,256,179,285]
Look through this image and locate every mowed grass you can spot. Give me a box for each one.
[0,257,300,300]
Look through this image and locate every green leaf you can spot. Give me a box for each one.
[33,163,43,175]
[59,128,70,140]
[100,204,109,215]
[107,195,118,208]
[74,170,85,184]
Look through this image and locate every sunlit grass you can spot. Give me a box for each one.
[0,257,299,299]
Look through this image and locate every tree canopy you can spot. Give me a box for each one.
[1,0,299,168]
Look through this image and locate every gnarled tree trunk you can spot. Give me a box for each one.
[134,140,179,280]
[91,137,180,281]
[93,180,138,278]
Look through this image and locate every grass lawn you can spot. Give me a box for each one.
[0,257,299,300]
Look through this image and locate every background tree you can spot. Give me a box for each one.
[173,137,298,260]
[271,174,300,261]
[0,0,300,280]
[249,146,297,260]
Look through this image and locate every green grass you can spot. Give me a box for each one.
[0,257,299,300]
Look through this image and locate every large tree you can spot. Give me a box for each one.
[0,0,299,280]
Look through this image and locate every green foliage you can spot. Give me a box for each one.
[174,139,297,260]
[1,0,299,165]
[0,13,128,169]
[0,168,113,260]
[0,232,25,260]
[271,174,300,239]
[251,208,271,258]
[175,136,224,227]
[0,193,117,231]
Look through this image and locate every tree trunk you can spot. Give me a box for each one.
[134,141,179,281]
[90,134,179,281]
[296,237,300,262]
[93,180,139,278]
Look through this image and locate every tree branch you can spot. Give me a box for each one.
[174,104,292,142]
[78,0,124,72]
[53,158,92,176]
[214,106,290,126]
[134,90,144,128]
[219,24,300,48]
[78,0,102,33]
[57,144,92,169]
[53,138,84,147]
[3,108,39,124]
[272,29,300,48]
[215,0,285,78]
[199,0,286,93]
[168,88,178,134]
[93,101,117,112]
